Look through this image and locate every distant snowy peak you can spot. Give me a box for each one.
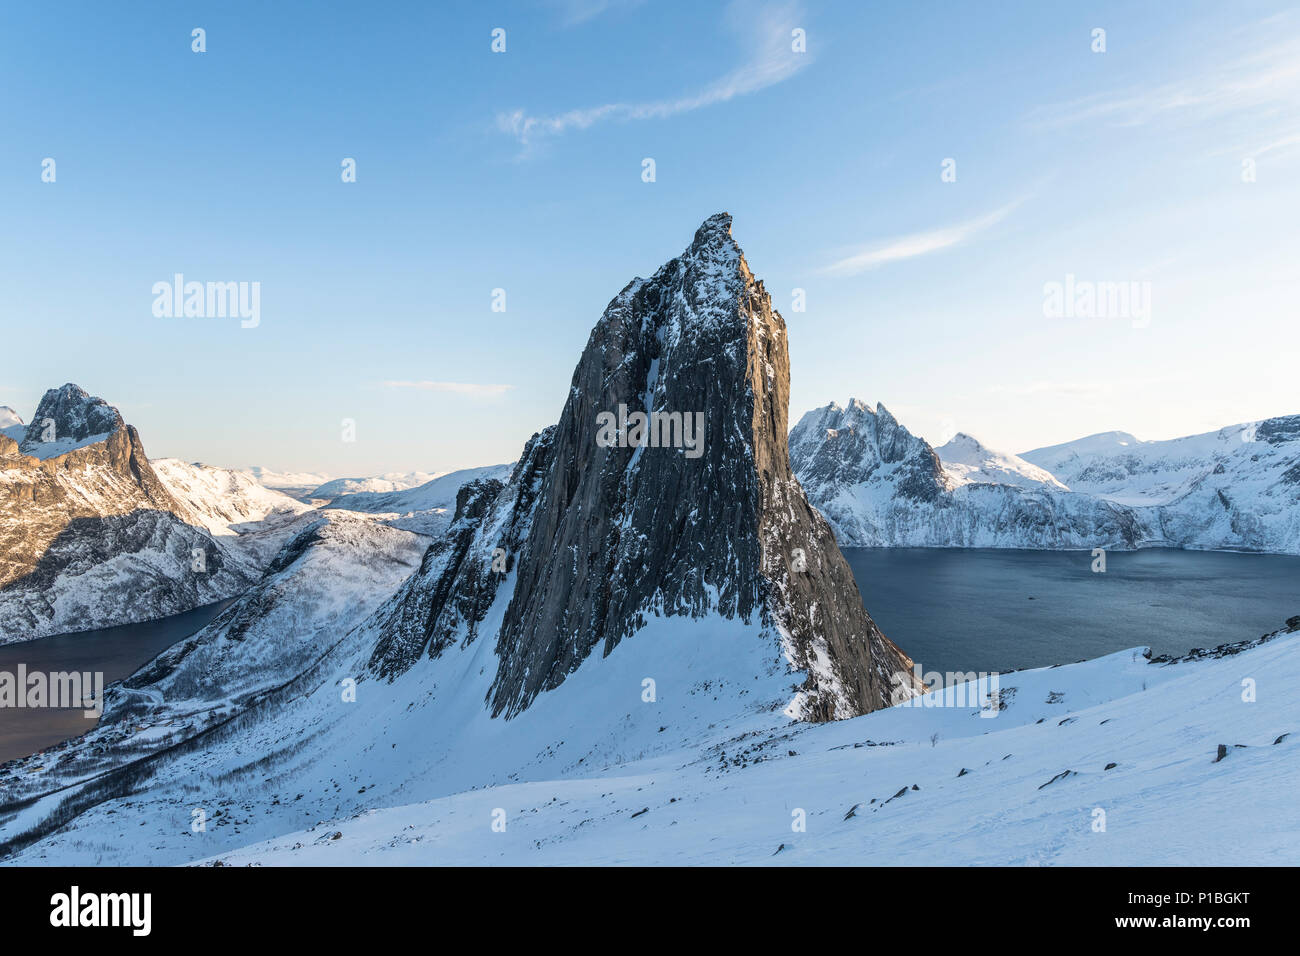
[1021,415,1300,506]
[793,401,1300,554]
[0,406,23,442]
[242,466,335,498]
[309,472,441,499]
[1,384,257,642]
[325,464,514,535]
[936,432,1068,490]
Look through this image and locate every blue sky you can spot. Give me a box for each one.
[2,0,1298,476]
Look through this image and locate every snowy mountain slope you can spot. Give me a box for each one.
[1019,418,1300,552]
[790,400,1147,549]
[0,406,22,442]
[0,385,258,643]
[5,609,1296,866]
[792,401,1300,553]
[366,213,916,722]
[152,459,313,535]
[0,214,922,861]
[309,472,440,499]
[325,464,514,535]
[937,432,1067,490]
[242,466,334,499]
[204,619,1300,867]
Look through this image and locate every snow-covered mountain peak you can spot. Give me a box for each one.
[18,383,124,458]
[936,432,1069,490]
[0,405,22,442]
[366,215,916,722]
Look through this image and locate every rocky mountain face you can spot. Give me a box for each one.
[368,214,917,721]
[0,384,257,642]
[790,399,1148,549]
[791,400,1300,553]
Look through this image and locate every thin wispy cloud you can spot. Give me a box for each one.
[498,1,808,150]
[820,199,1024,277]
[1027,18,1300,159]
[382,381,513,397]
[547,0,646,27]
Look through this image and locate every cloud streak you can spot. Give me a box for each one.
[820,200,1024,276]
[498,1,807,149]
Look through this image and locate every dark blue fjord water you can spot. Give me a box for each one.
[0,599,235,764]
[843,547,1300,676]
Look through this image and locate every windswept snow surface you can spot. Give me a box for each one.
[212,624,1300,866]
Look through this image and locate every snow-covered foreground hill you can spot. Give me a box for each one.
[4,611,1295,866]
[210,622,1299,867]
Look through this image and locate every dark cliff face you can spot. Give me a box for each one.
[789,399,948,506]
[368,214,916,721]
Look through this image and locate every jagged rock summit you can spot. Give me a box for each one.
[368,213,917,721]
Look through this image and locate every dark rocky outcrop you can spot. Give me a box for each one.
[368,213,917,721]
